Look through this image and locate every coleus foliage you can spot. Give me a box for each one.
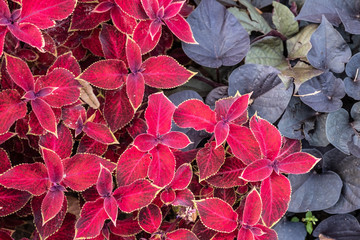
[0,0,323,239]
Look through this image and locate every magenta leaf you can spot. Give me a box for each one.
[172,188,194,207]
[111,6,137,35]
[126,72,145,109]
[170,163,192,190]
[8,23,44,51]
[83,121,119,145]
[116,146,151,187]
[166,229,199,240]
[41,189,65,224]
[96,165,113,197]
[115,0,148,19]
[160,188,176,204]
[109,218,142,237]
[31,98,57,136]
[196,141,225,181]
[126,37,142,73]
[113,179,160,213]
[242,188,262,226]
[133,20,162,54]
[133,133,157,152]
[104,196,118,226]
[5,54,34,92]
[194,198,238,233]
[41,147,64,183]
[0,89,27,134]
[214,121,229,147]
[240,159,273,182]
[0,186,31,217]
[138,204,162,234]
[75,198,109,239]
[0,163,49,195]
[99,23,127,62]
[161,131,192,149]
[48,52,81,76]
[277,152,320,174]
[164,14,197,44]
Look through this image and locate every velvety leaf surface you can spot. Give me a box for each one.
[113,180,159,213]
[41,189,65,224]
[241,159,273,182]
[31,98,57,135]
[83,121,119,145]
[39,123,72,159]
[109,218,142,237]
[41,147,63,183]
[307,16,351,73]
[96,165,113,197]
[0,186,31,216]
[170,164,192,190]
[171,188,194,207]
[213,188,236,206]
[273,220,307,240]
[138,204,162,233]
[0,163,49,196]
[47,213,76,240]
[0,90,27,134]
[182,0,250,68]
[75,198,108,239]
[167,229,199,240]
[323,149,360,214]
[99,23,127,63]
[116,146,151,187]
[298,71,345,112]
[32,194,67,240]
[228,64,293,123]
[5,54,34,92]
[194,198,238,233]
[70,2,110,30]
[288,170,342,212]
[242,188,262,226]
[196,142,225,181]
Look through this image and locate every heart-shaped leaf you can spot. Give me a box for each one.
[313,214,360,239]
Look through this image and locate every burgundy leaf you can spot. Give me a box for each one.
[276,137,301,162]
[0,27,8,57]
[172,188,194,207]
[126,37,142,73]
[78,60,127,89]
[126,72,145,109]
[115,0,148,19]
[41,189,65,224]
[8,23,44,51]
[41,147,63,183]
[0,90,27,134]
[99,23,127,62]
[96,165,113,197]
[48,52,81,76]
[196,141,225,181]
[47,213,76,240]
[32,194,67,240]
[261,173,291,227]
[0,163,49,195]
[142,55,195,88]
[19,0,76,29]
[170,163,192,190]
[104,196,118,226]
[133,20,161,54]
[31,98,57,136]
[214,121,229,147]
[78,134,108,155]
[116,146,151,187]
[83,121,119,145]
[227,125,261,165]
[0,148,10,174]
[0,186,31,216]
[104,87,134,132]
[160,188,176,204]
[111,6,137,35]
[0,132,16,145]
[81,28,105,57]
[250,115,282,161]
[5,54,34,92]
[174,99,216,132]
[109,218,142,237]
[166,229,199,240]
[214,188,236,206]
[145,92,176,136]
[62,154,116,191]
[113,179,160,213]
[138,204,162,233]
[70,3,110,30]
[194,198,238,233]
[75,198,108,239]
[148,144,176,187]
[240,159,273,182]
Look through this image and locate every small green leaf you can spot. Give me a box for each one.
[272,1,299,37]
[291,216,300,222]
[306,221,313,234]
[305,211,313,218]
[245,36,288,70]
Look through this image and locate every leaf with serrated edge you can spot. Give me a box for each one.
[196,141,225,181]
[138,204,162,234]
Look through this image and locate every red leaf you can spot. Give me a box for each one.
[226,94,250,122]
[134,133,157,152]
[99,23,127,62]
[133,20,161,54]
[41,147,64,183]
[78,59,127,89]
[172,188,194,207]
[0,186,31,216]
[145,92,176,136]
[39,123,73,159]
[0,90,27,134]
[104,196,118,226]
[41,189,65,224]
[214,188,236,206]
[142,55,195,88]
[61,103,86,130]
[47,213,76,240]
[196,141,225,181]
[31,98,57,136]
[70,3,110,30]
[111,6,137,35]
[126,37,142,73]
[5,54,34,92]
[160,188,176,204]
[138,204,162,233]
[126,72,145,109]
[141,0,159,19]
[75,198,109,239]
[206,157,246,188]
[214,121,229,147]
[0,148,10,174]
[116,146,151,187]
[8,23,44,50]
[82,28,105,57]
[161,131,192,149]
[48,52,81,76]
[0,163,49,195]
[115,0,148,19]
[163,1,184,19]
[96,165,113,197]
[164,14,197,44]
[277,152,320,174]
[166,229,199,240]
[32,194,67,240]
[83,121,119,145]
[254,225,278,240]
[227,125,261,165]
[173,99,216,133]
[0,26,8,57]
[237,228,254,240]
[19,0,76,29]
[240,159,273,182]
[62,154,116,191]
[250,115,282,161]
[0,132,16,145]
[170,163,192,190]
[242,188,262,226]
[192,220,217,240]
[78,135,108,155]
[148,144,176,187]
[260,173,291,227]
[276,137,301,161]
[113,179,160,213]
[109,218,142,237]
[194,198,238,233]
